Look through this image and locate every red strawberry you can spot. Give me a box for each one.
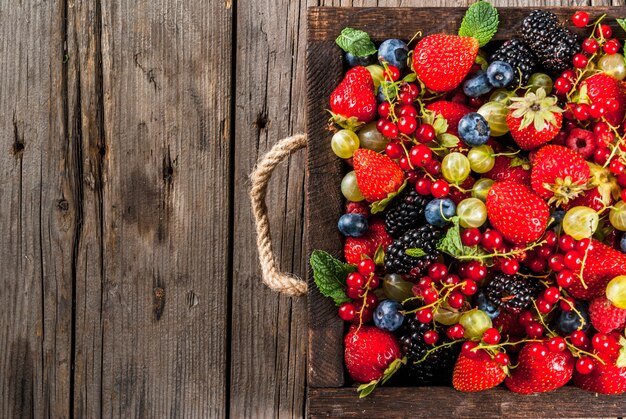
[330,66,376,127]
[486,180,550,244]
[589,296,626,333]
[344,325,401,383]
[505,342,574,394]
[452,350,507,392]
[506,88,563,150]
[425,101,474,135]
[485,155,531,186]
[530,145,590,206]
[573,334,626,394]
[580,73,626,126]
[344,218,392,265]
[568,239,626,300]
[353,148,405,202]
[413,35,479,93]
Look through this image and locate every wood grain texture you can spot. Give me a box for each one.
[0,1,72,417]
[308,387,626,418]
[75,0,232,417]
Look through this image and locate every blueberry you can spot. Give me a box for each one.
[475,291,501,319]
[425,198,456,227]
[621,233,626,253]
[373,300,404,331]
[338,213,368,237]
[486,61,515,88]
[463,73,492,98]
[551,210,566,225]
[378,39,409,70]
[346,52,376,67]
[377,81,397,102]
[556,301,590,334]
[458,112,491,147]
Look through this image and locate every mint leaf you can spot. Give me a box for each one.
[335,27,377,57]
[405,248,426,258]
[310,250,354,306]
[371,180,407,214]
[458,1,499,47]
[437,217,490,262]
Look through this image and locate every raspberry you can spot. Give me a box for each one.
[346,201,370,217]
[566,128,596,159]
[589,296,626,333]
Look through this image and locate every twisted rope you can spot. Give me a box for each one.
[249,134,308,296]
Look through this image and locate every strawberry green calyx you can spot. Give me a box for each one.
[357,357,406,398]
[508,88,563,133]
[541,176,588,207]
[458,1,499,47]
[588,162,621,207]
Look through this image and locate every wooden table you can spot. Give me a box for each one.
[0,0,624,418]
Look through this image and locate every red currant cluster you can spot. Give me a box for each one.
[339,259,381,323]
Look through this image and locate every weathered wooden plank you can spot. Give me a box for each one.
[0,1,73,418]
[308,387,626,418]
[72,0,233,417]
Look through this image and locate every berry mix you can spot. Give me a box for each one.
[310,2,626,396]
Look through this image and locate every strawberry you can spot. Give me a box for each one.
[344,218,392,265]
[568,239,626,300]
[506,88,563,150]
[452,350,507,392]
[344,325,401,383]
[353,148,405,202]
[505,342,574,394]
[530,145,590,206]
[413,35,479,93]
[573,334,626,394]
[330,66,376,128]
[580,73,626,126]
[485,156,531,186]
[486,180,550,244]
[589,296,626,333]
[425,101,474,135]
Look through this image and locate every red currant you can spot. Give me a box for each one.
[443,274,460,286]
[418,277,433,290]
[561,70,576,82]
[416,307,433,323]
[573,103,590,121]
[525,321,544,338]
[384,65,401,81]
[606,98,620,113]
[577,238,594,253]
[423,330,439,345]
[537,245,554,259]
[547,336,566,352]
[425,159,441,176]
[461,341,479,358]
[357,259,376,276]
[528,257,547,273]
[481,230,503,251]
[519,310,534,327]
[461,228,481,246]
[378,102,391,118]
[572,53,588,68]
[494,352,510,366]
[604,39,621,55]
[572,11,589,27]
[527,342,547,358]
[564,251,582,270]
[594,147,611,164]
[430,179,450,198]
[592,333,612,352]
[398,91,413,105]
[618,173,626,188]
[447,324,465,340]
[570,330,589,348]
[364,293,378,308]
[543,287,561,304]
[460,279,477,296]
[582,38,599,54]
[416,124,436,143]
[548,254,565,272]
[346,286,365,299]
[559,235,576,252]
[402,83,420,99]
[554,77,572,94]
[500,258,520,275]
[338,303,356,321]
[560,297,575,311]
[428,262,448,280]
[382,122,399,139]
[536,298,553,314]
[448,291,465,309]
[597,24,613,39]
[369,276,380,289]
[415,178,432,195]
[409,144,432,167]
[556,270,576,288]
[399,155,412,171]
[482,328,501,345]
[576,357,595,374]
[398,116,418,134]
[385,142,403,159]
[346,272,366,289]
[610,159,625,175]
[398,104,417,118]
[422,287,439,304]
[376,118,389,132]
[466,261,487,281]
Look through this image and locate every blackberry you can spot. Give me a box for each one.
[486,273,542,312]
[397,317,459,385]
[490,38,538,87]
[384,189,431,238]
[520,10,580,73]
[384,225,443,277]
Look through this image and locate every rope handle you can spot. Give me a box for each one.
[249,134,308,296]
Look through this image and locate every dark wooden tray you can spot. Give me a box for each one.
[305,6,626,418]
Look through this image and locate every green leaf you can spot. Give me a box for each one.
[403,72,417,83]
[474,53,489,71]
[617,18,626,33]
[357,380,378,398]
[335,27,377,57]
[310,250,355,306]
[439,133,460,148]
[617,336,626,368]
[371,180,407,214]
[458,1,499,47]
[405,248,426,258]
[374,245,385,266]
[357,357,406,397]
[437,217,490,262]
